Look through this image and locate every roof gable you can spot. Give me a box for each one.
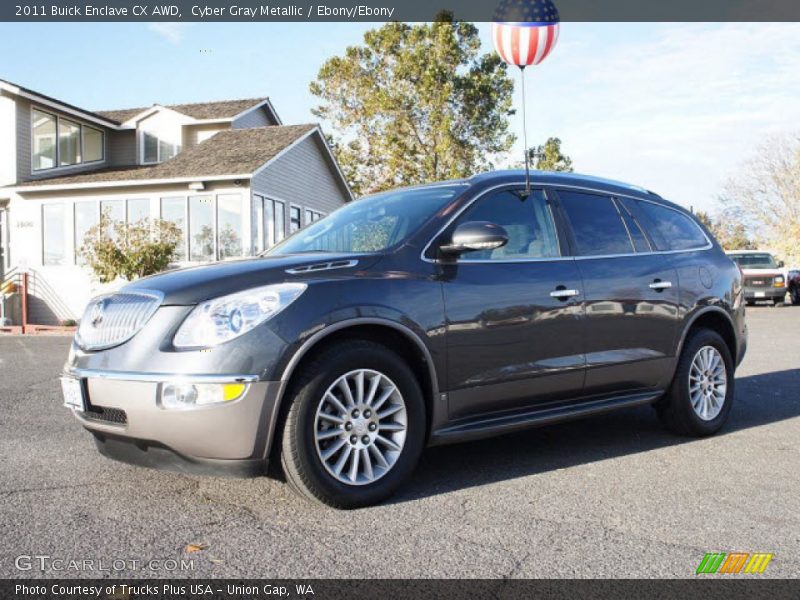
[96,98,271,125]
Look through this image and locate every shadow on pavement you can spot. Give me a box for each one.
[395,368,800,503]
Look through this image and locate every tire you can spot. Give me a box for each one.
[773,296,784,307]
[657,328,734,437]
[790,287,800,306]
[280,340,426,509]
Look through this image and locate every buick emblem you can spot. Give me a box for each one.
[89,299,107,328]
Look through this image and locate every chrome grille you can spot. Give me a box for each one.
[745,277,771,288]
[76,291,162,351]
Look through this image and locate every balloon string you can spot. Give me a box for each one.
[520,66,530,195]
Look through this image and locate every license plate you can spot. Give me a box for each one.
[755,291,766,298]
[61,377,85,412]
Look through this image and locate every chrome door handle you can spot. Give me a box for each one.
[550,288,580,299]
[649,281,673,290]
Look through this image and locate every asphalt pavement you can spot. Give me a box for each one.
[1,305,798,579]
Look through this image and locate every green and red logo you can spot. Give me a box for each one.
[696,552,773,574]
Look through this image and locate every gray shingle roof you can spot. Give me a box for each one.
[96,98,268,123]
[15,125,317,187]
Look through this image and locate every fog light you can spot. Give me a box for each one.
[160,382,246,409]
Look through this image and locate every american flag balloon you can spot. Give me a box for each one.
[492,0,560,68]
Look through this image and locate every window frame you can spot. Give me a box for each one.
[421,181,712,264]
[304,208,325,226]
[30,106,105,173]
[42,203,67,266]
[140,130,180,165]
[626,197,712,253]
[289,204,303,234]
[430,185,568,263]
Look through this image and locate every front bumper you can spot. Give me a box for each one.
[743,287,785,300]
[65,369,285,476]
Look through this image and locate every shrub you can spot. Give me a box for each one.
[78,210,182,283]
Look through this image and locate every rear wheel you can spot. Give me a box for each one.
[280,340,426,509]
[657,328,734,437]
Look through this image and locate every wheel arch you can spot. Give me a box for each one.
[265,318,441,464]
[676,307,738,365]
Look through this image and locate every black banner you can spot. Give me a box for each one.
[4,579,799,600]
[3,0,800,22]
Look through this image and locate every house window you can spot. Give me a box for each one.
[32,109,104,171]
[304,208,324,225]
[253,195,286,253]
[42,204,66,266]
[161,197,187,261]
[143,131,180,164]
[218,194,243,260]
[83,126,103,163]
[59,118,81,166]
[74,202,98,264]
[189,195,214,262]
[32,110,56,170]
[289,205,302,233]
[127,198,150,223]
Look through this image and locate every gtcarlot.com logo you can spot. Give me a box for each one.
[15,554,194,572]
[696,552,773,574]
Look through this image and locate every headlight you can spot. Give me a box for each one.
[774,276,785,287]
[173,283,306,348]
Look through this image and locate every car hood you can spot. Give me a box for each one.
[124,252,380,305]
[741,268,783,277]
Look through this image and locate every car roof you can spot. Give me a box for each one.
[468,169,662,200]
[725,250,773,255]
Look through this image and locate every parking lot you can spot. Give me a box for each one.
[0,305,798,579]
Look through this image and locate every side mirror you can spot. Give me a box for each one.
[777,260,785,268]
[440,221,508,255]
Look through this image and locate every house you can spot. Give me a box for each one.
[0,78,352,325]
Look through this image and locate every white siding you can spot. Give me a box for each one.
[0,93,16,187]
[7,182,250,321]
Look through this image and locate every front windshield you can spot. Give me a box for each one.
[266,184,466,255]
[729,254,778,269]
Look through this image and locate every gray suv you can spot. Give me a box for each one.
[63,171,747,508]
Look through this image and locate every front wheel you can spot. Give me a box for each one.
[280,340,426,509]
[657,328,734,437]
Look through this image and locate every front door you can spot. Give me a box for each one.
[556,189,680,396]
[439,187,586,421]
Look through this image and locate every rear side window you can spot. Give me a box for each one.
[634,201,708,251]
[617,200,652,253]
[558,191,633,256]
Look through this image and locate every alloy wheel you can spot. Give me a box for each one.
[688,345,727,421]
[313,369,408,486]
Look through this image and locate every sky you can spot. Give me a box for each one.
[1,21,799,212]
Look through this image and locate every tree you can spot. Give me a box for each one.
[721,133,800,265]
[695,210,756,251]
[79,211,182,283]
[310,15,515,196]
[526,137,573,172]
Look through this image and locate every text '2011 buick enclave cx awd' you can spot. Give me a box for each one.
[63,171,747,508]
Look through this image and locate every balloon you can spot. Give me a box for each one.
[492,0,560,68]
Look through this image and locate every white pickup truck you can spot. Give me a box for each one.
[726,250,786,306]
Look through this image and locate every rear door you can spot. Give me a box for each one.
[555,189,680,396]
